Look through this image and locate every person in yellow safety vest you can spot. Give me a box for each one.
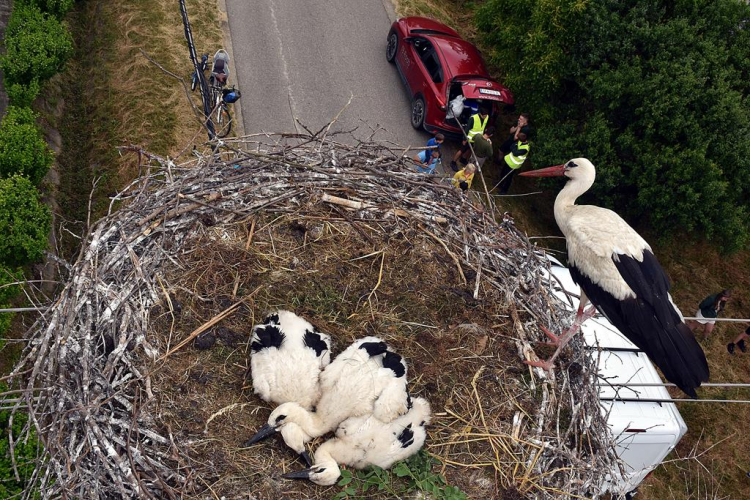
[451,107,490,171]
[497,132,530,195]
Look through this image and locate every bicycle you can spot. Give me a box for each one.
[207,49,240,138]
[190,53,209,92]
[209,84,240,138]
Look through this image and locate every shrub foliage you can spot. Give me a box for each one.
[0,387,41,497]
[0,176,51,266]
[0,4,73,86]
[16,0,76,18]
[0,106,54,185]
[478,0,750,251]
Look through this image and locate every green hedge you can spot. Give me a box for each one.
[477,0,750,251]
[0,4,73,87]
[0,107,53,185]
[0,266,23,335]
[16,0,75,18]
[0,386,41,498]
[0,176,51,266]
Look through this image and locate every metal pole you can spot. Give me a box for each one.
[600,382,750,388]
[179,0,215,140]
[601,397,750,404]
[683,317,750,323]
[0,307,46,313]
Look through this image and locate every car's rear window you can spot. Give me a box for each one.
[410,29,456,37]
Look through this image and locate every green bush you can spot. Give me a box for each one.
[5,80,41,107]
[0,106,54,185]
[477,0,750,251]
[0,266,23,336]
[0,4,73,86]
[0,176,51,266]
[0,385,41,498]
[16,0,75,18]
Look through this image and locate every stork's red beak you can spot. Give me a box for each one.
[519,165,566,177]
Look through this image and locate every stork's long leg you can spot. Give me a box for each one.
[525,292,597,371]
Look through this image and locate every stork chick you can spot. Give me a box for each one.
[282,397,432,486]
[245,337,410,455]
[520,158,709,397]
[249,310,331,409]
[246,310,331,465]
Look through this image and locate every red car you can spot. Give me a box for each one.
[386,17,514,137]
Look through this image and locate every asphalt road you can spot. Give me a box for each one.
[224,0,427,148]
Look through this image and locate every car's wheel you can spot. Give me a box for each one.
[410,96,426,129]
[386,30,398,63]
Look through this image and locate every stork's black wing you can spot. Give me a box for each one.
[570,250,709,398]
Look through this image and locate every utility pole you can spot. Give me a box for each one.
[179,0,215,140]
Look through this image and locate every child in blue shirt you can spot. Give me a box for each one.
[426,133,445,152]
[414,149,441,174]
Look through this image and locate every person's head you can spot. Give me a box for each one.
[464,163,476,174]
[719,289,732,301]
[431,149,441,159]
[484,126,495,138]
[479,106,490,118]
[518,112,530,125]
[517,132,528,142]
[434,133,445,144]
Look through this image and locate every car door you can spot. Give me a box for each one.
[411,37,444,103]
[399,36,443,100]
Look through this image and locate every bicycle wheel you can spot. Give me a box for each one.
[215,104,232,138]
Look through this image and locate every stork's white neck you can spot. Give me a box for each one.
[553,173,595,234]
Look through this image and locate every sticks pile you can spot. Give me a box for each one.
[6,132,620,498]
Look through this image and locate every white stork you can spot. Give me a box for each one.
[281,397,431,486]
[519,158,709,398]
[246,310,332,465]
[244,337,411,456]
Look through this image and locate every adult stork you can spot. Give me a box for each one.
[281,397,431,486]
[519,158,709,398]
[244,337,411,456]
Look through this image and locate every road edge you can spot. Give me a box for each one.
[381,0,397,23]
[216,0,246,138]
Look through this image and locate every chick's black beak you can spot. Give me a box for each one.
[282,468,313,480]
[300,451,312,467]
[243,423,276,447]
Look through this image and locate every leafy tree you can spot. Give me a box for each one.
[0,4,73,86]
[0,176,51,266]
[0,106,54,185]
[477,0,750,251]
[16,0,76,18]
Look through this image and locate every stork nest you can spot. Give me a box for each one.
[6,132,621,499]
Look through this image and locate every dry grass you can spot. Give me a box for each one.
[105,0,224,180]
[149,211,528,499]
